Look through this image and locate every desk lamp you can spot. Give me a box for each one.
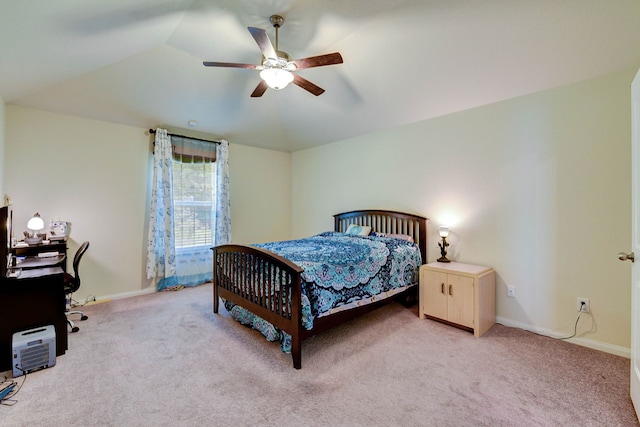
[25,212,45,245]
[437,226,451,263]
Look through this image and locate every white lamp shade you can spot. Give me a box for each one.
[27,216,45,231]
[438,226,449,238]
[260,68,294,90]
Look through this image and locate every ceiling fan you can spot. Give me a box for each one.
[203,15,343,97]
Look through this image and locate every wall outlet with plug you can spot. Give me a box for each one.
[577,297,590,313]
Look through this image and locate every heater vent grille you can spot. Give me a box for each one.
[19,343,51,371]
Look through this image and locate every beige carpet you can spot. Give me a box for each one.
[1,283,637,426]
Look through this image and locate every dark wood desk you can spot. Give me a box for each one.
[0,267,67,372]
[12,240,68,272]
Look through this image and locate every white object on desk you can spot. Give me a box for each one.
[37,251,59,258]
[49,221,71,239]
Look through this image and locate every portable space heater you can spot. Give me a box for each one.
[12,325,56,377]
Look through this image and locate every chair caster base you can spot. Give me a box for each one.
[71,326,79,333]
[81,315,88,321]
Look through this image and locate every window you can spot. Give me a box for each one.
[172,159,216,249]
[147,129,229,291]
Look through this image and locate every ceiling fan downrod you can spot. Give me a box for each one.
[270,15,284,55]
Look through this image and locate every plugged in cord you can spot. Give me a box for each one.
[528,308,583,340]
[70,295,96,309]
[554,300,588,340]
[498,303,587,341]
[558,308,583,340]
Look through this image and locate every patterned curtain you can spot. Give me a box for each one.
[146,128,177,288]
[215,140,231,245]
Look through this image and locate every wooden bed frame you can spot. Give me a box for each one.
[212,209,428,369]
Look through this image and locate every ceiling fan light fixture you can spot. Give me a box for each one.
[260,67,294,90]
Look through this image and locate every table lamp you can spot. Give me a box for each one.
[25,212,45,245]
[437,226,451,263]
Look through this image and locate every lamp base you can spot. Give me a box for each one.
[25,236,43,245]
[437,256,451,263]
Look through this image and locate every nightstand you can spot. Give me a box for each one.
[419,262,496,337]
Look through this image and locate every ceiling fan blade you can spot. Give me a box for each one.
[248,27,277,60]
[203,61,259,69]
[292,52,343,70]
[250,80,269,98]
[292,74,325,96]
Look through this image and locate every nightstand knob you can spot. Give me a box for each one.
[618,252,635,262]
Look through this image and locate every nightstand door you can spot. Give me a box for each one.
[447,274,475,328]
[422,270,448,320]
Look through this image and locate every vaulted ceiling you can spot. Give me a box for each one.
[2,0,640,152]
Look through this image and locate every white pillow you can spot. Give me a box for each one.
[345,224,372,236]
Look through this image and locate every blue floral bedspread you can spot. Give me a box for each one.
[223,231,422,352]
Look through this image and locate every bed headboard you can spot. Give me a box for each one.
[333,209,428,264]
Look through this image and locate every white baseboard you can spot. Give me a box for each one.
[94,286,156,303]
[496,316,630,359]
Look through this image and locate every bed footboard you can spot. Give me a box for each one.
[212,244,305,368]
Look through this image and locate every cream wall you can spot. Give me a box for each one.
[292,69,634,355]
[6,106,150,301]
[0,96,5,198]
[228,143,291,245]
[5,106,291,302]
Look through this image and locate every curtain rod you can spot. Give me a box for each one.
[149,128,221,145]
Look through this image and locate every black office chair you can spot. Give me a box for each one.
[64,241,90,333]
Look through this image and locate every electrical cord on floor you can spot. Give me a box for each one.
[71,294,96,308]
[497,305,586,341]
[0,379,16,402]
[557,309,583,340]
[0,370,27,406]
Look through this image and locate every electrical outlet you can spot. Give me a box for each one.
[577,297,590,313]
[507,286,516,298]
